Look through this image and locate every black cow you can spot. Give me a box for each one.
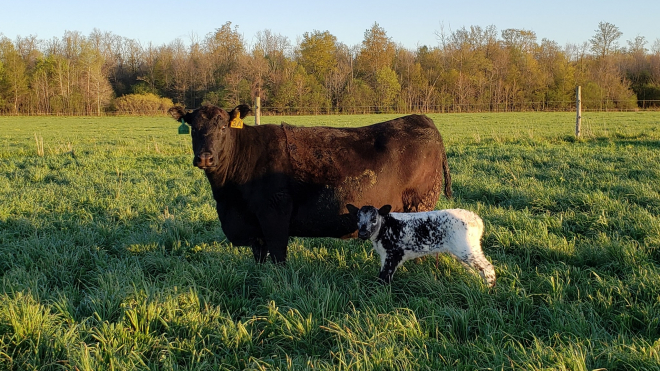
[169,104,451,264]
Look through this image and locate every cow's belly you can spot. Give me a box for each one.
[289,212,356,238]
[214,173,439,243]
[287,182,410,238]
[221,223,261,246]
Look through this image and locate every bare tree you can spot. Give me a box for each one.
[168,38,191,104]
[253,29,292,59]
[14,35,41,70]
[652,38,660,55]
[627,35,647,55]
[590,21,622,58]
[0,37,28,113]
[502,29,537,54]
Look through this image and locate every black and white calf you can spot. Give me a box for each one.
[346,204,496,287]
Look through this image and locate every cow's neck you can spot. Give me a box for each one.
[205,126,259,187]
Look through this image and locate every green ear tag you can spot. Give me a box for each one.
[178,119,189,134]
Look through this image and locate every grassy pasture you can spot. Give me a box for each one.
[1,111,660,370]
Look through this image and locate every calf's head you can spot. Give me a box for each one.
[346,204,392,240]
[169,104,250,169]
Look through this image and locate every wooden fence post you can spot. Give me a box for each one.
[575,86,582,138]
[254,93,261,126]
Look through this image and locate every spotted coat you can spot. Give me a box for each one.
[346,204,496,287]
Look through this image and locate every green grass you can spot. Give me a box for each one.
[1,112,660,370]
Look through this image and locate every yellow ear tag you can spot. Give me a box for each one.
[229,117,244,129]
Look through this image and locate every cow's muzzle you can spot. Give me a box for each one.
[194,152,215,169]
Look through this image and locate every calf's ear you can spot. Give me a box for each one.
[378,205,392,216]
[346,204,359,215]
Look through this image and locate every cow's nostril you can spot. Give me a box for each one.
[195,152,214,168]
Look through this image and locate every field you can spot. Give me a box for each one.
[1,111,660,370]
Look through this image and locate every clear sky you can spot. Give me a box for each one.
[2,0,659,51]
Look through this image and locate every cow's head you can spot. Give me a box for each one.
[169,104,251,169]
[346,204,392,240]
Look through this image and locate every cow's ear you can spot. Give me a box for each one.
[169,106,187,121]
[346,204,359,215]
[378,205,392,216]
[231,104,251,119]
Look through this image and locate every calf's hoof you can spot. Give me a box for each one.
[377,273,393,285]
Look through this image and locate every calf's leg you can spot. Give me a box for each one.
[378,269,393,284]
[447,221,495,287]
[456,251,496,287]
[471,255,496,287]
[378,250,404,284]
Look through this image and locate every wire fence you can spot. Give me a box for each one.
[255,100,660,116]
[3,100,660,116]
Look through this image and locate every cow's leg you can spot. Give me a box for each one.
[251,238,269,263]
[266,234,289,264]
[258,217,290,264]
[257,192,293,265]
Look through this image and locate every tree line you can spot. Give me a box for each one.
[1,21,659,115]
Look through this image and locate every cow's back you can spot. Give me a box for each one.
[282,114,446,237]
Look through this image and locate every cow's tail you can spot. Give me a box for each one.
[438,135,452,199]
